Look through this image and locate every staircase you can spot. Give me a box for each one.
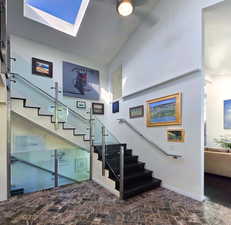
[10,73,162,200]
[11,97,90,150]
[94,144,161,199]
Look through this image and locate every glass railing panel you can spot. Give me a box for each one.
[11,73,90,139]
[11,149,55,194]
[57,148,90,185]
[92,117,121,180]
[92,117,103,145]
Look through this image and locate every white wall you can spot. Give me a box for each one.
[206,75,231,148]
[108,0,223,97]
[10,35,109,116]
[105,71,204,201]
[103,0,223,201]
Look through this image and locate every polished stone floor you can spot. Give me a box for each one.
[205,173,231,208]
[0,181,231,225]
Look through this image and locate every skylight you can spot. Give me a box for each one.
[26,0,82,24]
[24,0,90,36]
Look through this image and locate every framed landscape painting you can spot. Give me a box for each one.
[146,93,182,127]
[224,99,231,129]
[92,103,104,115]
[167,129,185,143]
[129,105,144,119]
[32,58,53,78]
[63,61,100,100]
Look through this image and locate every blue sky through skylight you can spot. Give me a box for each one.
[26,0,83,24]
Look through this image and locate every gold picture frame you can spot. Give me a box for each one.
[167,129,185,143]
[146,93,182,127]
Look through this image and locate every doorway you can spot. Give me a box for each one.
[203,1,231,207]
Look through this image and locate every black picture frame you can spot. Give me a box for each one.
[76,100,86,109]
[112,101,119,113]
[92,103,104,115]
[129,105,144,119]
[32,57,53,78]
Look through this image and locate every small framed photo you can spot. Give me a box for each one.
[112,101,119,113]
[129,105,144,119]
[167,129,185,143]
[92,103,104,115]
[77,101,86,109]
[32,57,53,78]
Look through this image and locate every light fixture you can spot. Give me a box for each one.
[117,0,134,17]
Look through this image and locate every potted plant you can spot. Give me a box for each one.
[214,135,231,152]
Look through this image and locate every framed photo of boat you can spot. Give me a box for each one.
[167,129,185,143]
[146,93,182,127]
[32,58,53,78]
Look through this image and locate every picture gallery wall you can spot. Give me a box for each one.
[30,56,103,114]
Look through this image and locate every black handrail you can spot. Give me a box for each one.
[11,73,89,124]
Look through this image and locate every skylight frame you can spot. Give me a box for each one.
[23,0,90,37]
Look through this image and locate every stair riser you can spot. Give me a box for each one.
[123,182,161,199]
[125,164,145,175]
[116,175,153,190]
[94,149,132,157]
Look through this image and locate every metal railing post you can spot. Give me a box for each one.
[54,150,58,187]
[54,82,59,130]
[102,126,106,176]
[89,108,94,180]
[120,145,125,200]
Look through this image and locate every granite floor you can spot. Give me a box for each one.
[0,181,231,225]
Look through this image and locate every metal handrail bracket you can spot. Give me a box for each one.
[118,118,182,159]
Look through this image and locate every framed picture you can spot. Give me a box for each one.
[146,93,182,127]
[92,103,104,115]
[63,61,100,100]
[167,129,185,143]
[32,58,53,78]
[76,101,86,109]
[112,101,119,113]
[224,99,231,129]
[129,105,144,119]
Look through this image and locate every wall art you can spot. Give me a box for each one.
[146,93,181,127]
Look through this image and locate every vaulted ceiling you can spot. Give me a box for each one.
[7,0,159,65]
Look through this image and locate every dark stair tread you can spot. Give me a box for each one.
[125,162,145,170]
[124,170,152,181]
[123,178,161,199]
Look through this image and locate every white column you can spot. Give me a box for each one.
[0,73,9,201]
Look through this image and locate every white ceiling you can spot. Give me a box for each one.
[204,0,231,77]
[7,0,159,65]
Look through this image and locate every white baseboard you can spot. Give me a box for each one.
[162,182,205,202]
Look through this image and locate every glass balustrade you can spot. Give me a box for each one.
[11,139,90,195]
[11,73,90,139]
[10,72,121,196]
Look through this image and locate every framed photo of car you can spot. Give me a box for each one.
[92,103,104,115]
